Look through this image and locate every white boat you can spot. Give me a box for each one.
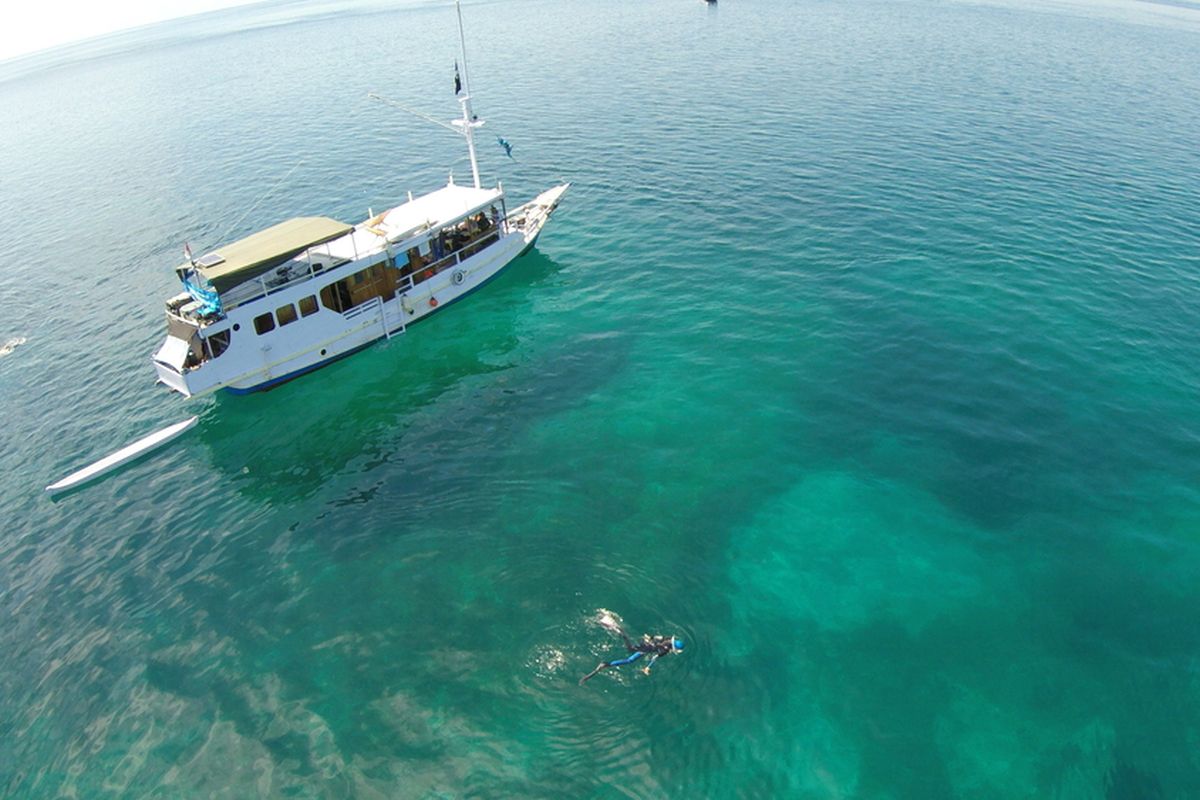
[152,3,568,398]
[45,416,199,494]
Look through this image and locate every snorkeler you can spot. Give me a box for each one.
[579,620,686,685]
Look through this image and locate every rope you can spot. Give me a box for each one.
[367,92,458,133]
[216,158,308,244]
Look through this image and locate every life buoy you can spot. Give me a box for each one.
[429,297,439,308]
[452,269,466,286]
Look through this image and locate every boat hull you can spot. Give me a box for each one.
[153,184,568,398]
[223,246,520,394]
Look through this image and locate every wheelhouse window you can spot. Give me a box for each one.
[276,303,298,326]
[207,329,231,358]
[254,313,275,334]
[299,295,318,317]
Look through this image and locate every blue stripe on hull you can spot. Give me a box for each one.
[223,338,375,394]
[224,245,533,395]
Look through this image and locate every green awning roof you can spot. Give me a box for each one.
[182,216,353,293]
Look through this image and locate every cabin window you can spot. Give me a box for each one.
[207,329,231,358]
[299,295,318,317]
[254,313,275,334]
[320,281,351,312]
[276,303,298,326]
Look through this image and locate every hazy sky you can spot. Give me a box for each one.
[0,1,255,62]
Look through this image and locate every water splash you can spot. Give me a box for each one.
[592,607,625,637]
[527,646,566,678]
[0,336,26,357]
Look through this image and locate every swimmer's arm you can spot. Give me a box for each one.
[641,653,659,674]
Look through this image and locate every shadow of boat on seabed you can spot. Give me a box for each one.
[46,250,570,502]
[194,250,594,504]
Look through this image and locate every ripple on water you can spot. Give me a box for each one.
[4,0,1200,796]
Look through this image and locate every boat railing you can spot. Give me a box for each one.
[218,220,500,311]
[458,229,500,261]
[340,295,398,341]
[334,271,416,322]
[221,241,355,311]
[407,229,501,285]
[507,199,548,233]
[343,295,382,321]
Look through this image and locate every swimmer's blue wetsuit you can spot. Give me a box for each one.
[605,650,644,667]
[579,630,685,685]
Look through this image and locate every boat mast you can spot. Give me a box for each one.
[454,0,483,189]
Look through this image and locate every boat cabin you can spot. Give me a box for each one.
[150,0,570,399]
[163,183,507,370]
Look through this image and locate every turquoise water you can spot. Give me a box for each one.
[3,0,1200,795]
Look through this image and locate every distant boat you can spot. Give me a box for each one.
[151,2,568,398]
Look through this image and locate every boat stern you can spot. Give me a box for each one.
[152,336,225,398]
[153,336,194,396]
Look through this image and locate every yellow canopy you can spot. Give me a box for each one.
[182,216,352,293]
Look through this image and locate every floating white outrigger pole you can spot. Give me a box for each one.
[45,416,198,495]
[452,0,484,189]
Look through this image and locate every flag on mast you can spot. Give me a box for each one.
[184,242,195,266]
[454,61,462,95]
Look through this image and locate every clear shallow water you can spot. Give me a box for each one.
[2,0,1200,796]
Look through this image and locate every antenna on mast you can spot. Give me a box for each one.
[452,0,483,189]
[367,1,486,188]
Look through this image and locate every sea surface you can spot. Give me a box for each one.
[2,0,1200,796]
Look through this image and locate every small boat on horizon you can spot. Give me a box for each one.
[151,2,568,399]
